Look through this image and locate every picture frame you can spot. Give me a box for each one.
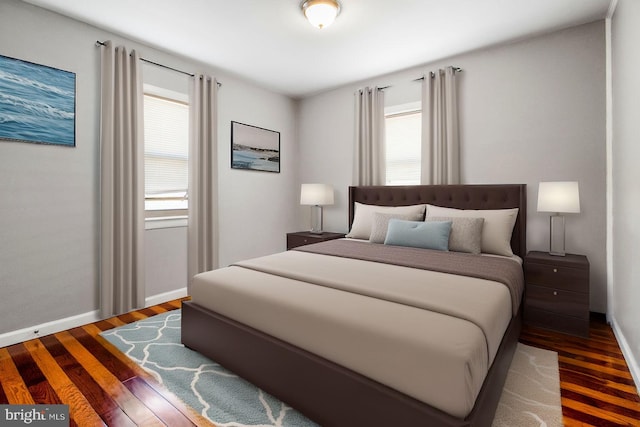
[231,121,280,173]
[0,54,76,147]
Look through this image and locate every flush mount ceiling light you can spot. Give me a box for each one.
[302,0,341,29]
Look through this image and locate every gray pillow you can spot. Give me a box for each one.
[369,212,417,243]
[347,202,426,240]
[426,205,518,256]
[425,216,484,254]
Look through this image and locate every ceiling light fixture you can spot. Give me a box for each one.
[302,0,341,29]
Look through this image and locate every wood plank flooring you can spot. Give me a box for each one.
[520,314,640,426]
[0,299,213,427]
[1,300,639,426]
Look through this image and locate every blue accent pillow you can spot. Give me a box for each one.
[384,219,452,251]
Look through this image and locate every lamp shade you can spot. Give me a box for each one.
[300,183,334,206]
[537,181,580,213]
[302,0,340,29]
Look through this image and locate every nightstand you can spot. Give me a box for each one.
[523,251,590,337]
[286,231,345,250]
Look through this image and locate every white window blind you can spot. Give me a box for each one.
[143,92,189,213]
[385,109,421,185]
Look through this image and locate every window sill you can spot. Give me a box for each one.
[145,216,187,230]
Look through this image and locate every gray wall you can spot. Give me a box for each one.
[0,0,298,336]
[298,21,607,312]
[611,0,640,390]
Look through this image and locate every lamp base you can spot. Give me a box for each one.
[549,214,566,256]
[309,205,324,234]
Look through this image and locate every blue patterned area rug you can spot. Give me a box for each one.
[100,310,562,427]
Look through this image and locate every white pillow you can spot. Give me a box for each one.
[346,202,426,240]
[425,205,518,256]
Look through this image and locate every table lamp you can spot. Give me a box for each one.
[300,183,334,234]
[537,181,580,256]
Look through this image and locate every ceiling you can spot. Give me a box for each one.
[22,0,612,99]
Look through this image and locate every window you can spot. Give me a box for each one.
[385,103,421,185]
[143,86,189,220]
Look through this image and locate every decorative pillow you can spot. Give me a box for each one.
[425,216,484,254]
[425,205,518,256]
[346,202,426,240]
[383,219,452,251]
[369,212,415,243]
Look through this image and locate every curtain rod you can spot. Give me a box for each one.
[373,66,462,90]
[413,67,463,81]
[96,41,222,86]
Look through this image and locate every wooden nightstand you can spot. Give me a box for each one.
[286,231,345,250]
[523,251,590,337]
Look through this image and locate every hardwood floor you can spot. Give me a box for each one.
[520,314,640,426]
[1,300,639,426]
[0,299,213,427]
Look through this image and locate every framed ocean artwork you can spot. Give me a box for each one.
[0,54,76,147]
[231,121,280,173]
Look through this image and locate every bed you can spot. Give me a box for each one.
[182,184,527,427]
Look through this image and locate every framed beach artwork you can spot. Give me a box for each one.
[0,54,76,147]
[231,121,280,173]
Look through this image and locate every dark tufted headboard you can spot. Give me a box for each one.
[348,184,527,258]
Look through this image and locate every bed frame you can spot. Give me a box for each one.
[182,184,526,427]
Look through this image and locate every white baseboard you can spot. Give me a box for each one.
[0,310,101,349]
[610,317,640,396]
[0,288,189,349]
[145,287,188,307]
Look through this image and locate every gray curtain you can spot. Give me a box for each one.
[354,87,386,185]
[99,41,145,317]
[187,74,219,288]
[421,67,460,184]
